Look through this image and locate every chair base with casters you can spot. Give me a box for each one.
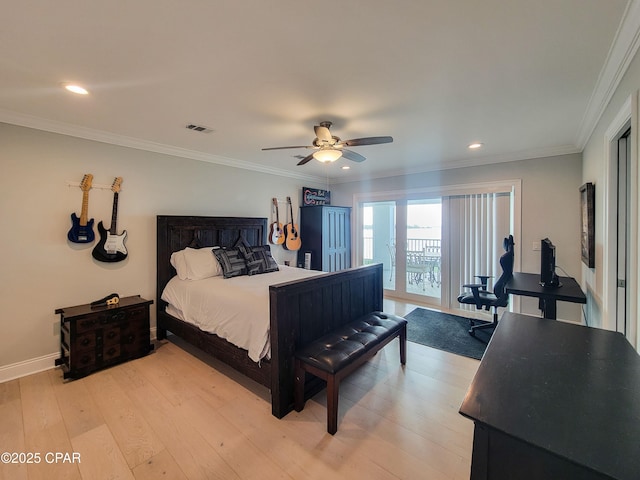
[457,236,515,338]
[458,276,501,336]
[467,303,500,336]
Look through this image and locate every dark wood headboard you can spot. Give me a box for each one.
[156,216,268,308]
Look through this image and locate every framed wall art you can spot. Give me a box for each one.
[302,186,330,206]
[580,182,595,268]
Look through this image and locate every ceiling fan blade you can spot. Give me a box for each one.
[262,145,312,151]
[314,125,332,143]
[297,153,315,166]
[343,136,393,147]
[341,149,366,163]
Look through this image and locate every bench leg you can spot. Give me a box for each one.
[294,359,305,412]
[327,374,339,435]
[399,324,407,365]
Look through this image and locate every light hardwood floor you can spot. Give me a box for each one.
[0,299,480,480]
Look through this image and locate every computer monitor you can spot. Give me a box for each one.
[540,238,561,288]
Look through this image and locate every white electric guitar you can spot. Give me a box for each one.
[92,177,128,262]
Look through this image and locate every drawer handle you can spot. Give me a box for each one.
[107,331,118,340]
[106,347,117,356]
[81,338,91,347]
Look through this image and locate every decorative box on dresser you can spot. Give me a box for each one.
[297,205,351,272]
[55,295,153,379]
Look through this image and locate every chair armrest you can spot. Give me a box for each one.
[475,275,492,288]
[462,283,485,308]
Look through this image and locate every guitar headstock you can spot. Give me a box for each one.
[286,196,292,204]
[272,197,278,207]
[80,174,93,192]
[111,177,123,193]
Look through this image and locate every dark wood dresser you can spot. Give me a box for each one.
[459,312,640,480]
[55,295,153,379]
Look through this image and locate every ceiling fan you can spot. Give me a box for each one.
[262,121,393,166]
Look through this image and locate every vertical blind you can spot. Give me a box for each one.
[443,192,512,312]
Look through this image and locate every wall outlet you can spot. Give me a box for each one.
[532,241,541,251]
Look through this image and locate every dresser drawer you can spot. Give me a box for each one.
[75,332,97,352]
[102,325,121,345]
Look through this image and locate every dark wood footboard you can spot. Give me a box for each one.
[269,263,383,418]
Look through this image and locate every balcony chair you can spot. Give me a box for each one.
[457,235,514,336]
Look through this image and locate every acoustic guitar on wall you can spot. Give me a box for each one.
[67,174,95,243]
[269,197,285,245]
[284,196,302,251]
[92,177,128,263]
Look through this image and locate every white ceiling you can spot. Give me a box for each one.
[0,0,636,183]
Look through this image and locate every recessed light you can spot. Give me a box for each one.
[468,142,483,149]
[64,84,89,95]
[341,165,351,170]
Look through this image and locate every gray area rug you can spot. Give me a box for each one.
[404,308,491,360]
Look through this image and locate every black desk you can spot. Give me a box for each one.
[505,272,586,319]
[459,312,640,480]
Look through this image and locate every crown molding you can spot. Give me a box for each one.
[575,0,640,149]
[0,109,325,184]
[330,144,581,184]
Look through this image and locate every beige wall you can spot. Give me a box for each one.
[0,123,313,373]
[331,153,584,322]
[582,44,640,338]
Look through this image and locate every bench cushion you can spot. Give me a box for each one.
[295,312,407,374]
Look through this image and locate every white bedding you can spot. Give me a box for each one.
[161,265,324,362]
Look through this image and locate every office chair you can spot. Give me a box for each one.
[457,235,514,336]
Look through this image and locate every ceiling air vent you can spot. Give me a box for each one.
[185,123,214,133]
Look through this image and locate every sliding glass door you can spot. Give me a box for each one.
[356,180,520,311]
[406,199,442,298]
[362,198,442,304]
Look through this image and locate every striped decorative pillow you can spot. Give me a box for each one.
[212,247,247,279]
[236,242,279,276]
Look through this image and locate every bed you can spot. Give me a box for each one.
[156,215,383,418]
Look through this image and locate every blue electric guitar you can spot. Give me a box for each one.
[92,177,128,263]
[67,174,95,243]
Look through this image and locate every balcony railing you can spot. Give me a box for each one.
[363,238,441,262]
[364,238,441,290]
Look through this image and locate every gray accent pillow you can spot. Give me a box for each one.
[240,244,279,275]
[212,247,247,278]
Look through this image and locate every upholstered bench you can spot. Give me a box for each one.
[294,311,407,434]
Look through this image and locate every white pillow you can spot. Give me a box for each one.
[170,247,222,280]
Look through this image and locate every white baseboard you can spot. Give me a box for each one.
[0,352,59,383]
[0,328,158,383]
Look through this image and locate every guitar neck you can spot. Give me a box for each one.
[80,190,90,226]
[109,192,119,234]
[274,199,281,224]
[287,198,295,226]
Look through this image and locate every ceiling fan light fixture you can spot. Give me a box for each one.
[313,149,342,163]
[64,84,89,95]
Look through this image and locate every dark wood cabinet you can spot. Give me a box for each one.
[460,312,640,480]
[55,295,153,379]
[297,206,351,272]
